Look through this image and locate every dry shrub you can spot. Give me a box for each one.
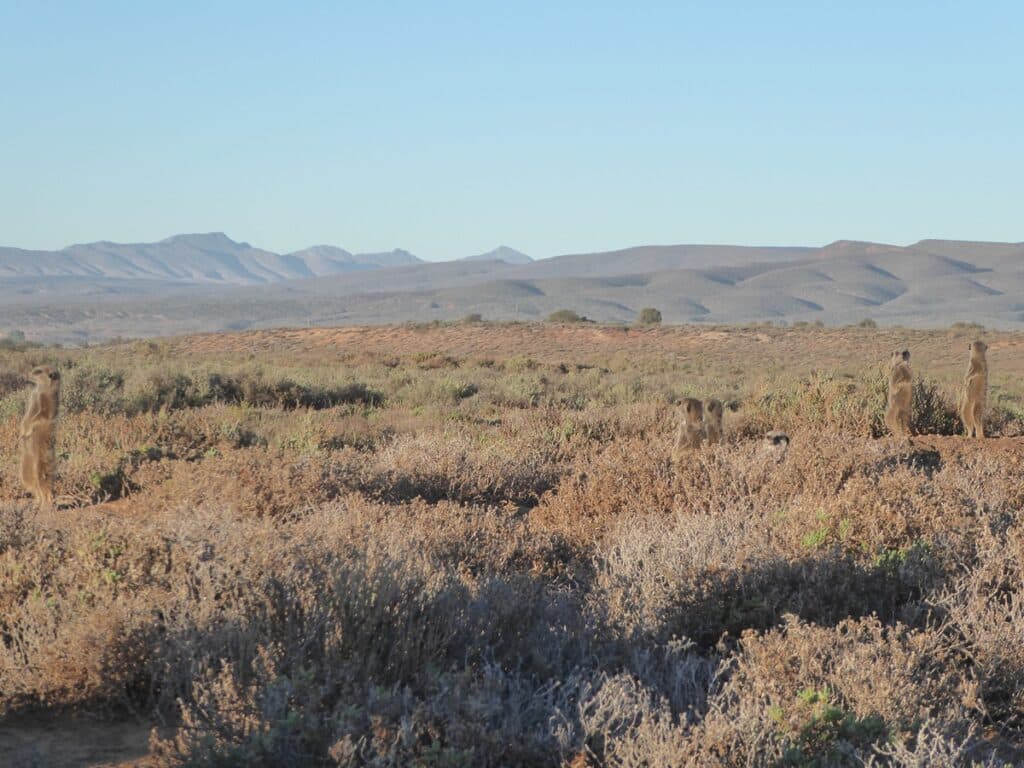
[531,436,676,544]
[2,335,1024,766]
[0,505,171,712]
[568,650,716,767]
[869,721,1015,767]
[137,450,348,517]
[593,505,927,648]
[684,616,985,767]
[137,505,592,765]
[932,522,1024,731]
[366,428,565,506]
[414,352,461,369]
[737,370,980,438]
[736,371,887,438]
[0,367,26,399]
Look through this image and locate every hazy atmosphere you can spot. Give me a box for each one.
[3,233,1024,343]
[2,2,1022,258]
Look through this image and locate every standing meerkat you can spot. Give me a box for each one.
[672,397,704,463]
[703,398,724,445]
[20,365,61,507]
[884,350,913,437]
[960,340,988,438]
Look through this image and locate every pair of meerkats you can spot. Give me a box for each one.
[885,340,988,438]
[672,397,791,464]
[674,397,723,454]
[18,365,61,507]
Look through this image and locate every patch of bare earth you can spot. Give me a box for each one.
[0,714,153,768]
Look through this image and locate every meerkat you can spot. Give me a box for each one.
[761,430,791,463]
[704,398,724,445]
[672,397,704,463]
[960,340,988,438]
[884,349,913,437]
[20,365,61,507]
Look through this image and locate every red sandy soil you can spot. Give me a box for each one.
[166,324,1024,383]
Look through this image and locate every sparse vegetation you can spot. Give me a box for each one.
[951,321,986,332]
[1,324,1024,766]
[0,329,38,352]
[636,307,662,325]
[548,309,587,323]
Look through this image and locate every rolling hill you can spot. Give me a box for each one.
[0,234,1021,342]
[462,246,533,264]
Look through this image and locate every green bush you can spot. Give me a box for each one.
[234,375,382,410]
[910,377,960,436]
[636,308,662,325]
[60,364,382,415]
[124,370,197,413]
[548,309,585,323]
[0,368,26,399]
[774,687,888,766]
[950,321,985,332]
[61,363,126,414]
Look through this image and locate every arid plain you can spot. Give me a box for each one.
[2,322,1024,766]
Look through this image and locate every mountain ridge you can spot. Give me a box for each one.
[462,246,533,264]
[0,233,426,284]
[1,234,1021,341]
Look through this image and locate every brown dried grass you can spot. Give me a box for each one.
[0,327,1022,766]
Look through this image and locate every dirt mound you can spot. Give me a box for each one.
[911,433,1024,462]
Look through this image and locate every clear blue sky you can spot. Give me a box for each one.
[2,2,1021,260]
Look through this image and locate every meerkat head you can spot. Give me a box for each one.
[890,350,910,367]
[762,430,791,462]
[682,398,704,421]
[704,399,723,419]
[969,340,987,355]
[27,365,59,387]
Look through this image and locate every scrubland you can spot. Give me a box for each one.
[1,323,1024,767]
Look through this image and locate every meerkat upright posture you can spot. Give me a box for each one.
[672,397,704,463]
[961,340,988,438]
[704,398,724,445]
[885,350,913,437]
[20,365,61,507]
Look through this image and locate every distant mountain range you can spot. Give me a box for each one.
[462,246,533,265]
[0,233,1021,342]
[0,233,425,284]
